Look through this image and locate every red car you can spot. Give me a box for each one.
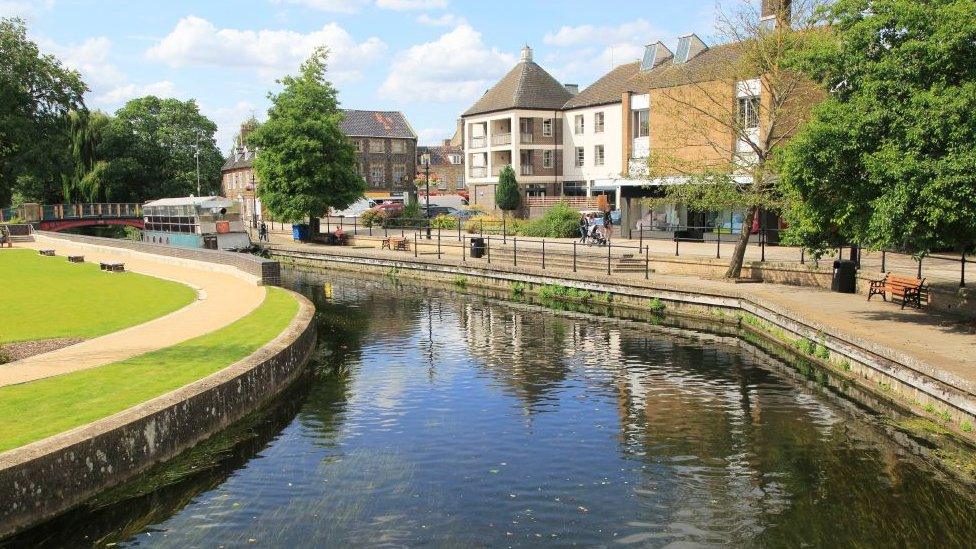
[371,202,404,214]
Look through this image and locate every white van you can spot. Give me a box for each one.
[333,197,377,217]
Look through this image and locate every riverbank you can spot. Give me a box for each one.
[0,234,316,539]
[268,242,976,446]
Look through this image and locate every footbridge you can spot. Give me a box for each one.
[0,203,143,232]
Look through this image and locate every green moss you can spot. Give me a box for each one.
[0,249,196,343]
[0,288,299,452]
[961,421,973,433]
[452,275,468,289]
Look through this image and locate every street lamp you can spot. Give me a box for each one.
[248,172,258,228]
[421,153,431,239]
[194,130,203,196]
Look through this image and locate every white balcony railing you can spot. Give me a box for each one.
[470,136,486,148]
[491,133,512,146]
[520,132,534,144]
[470,166,487,178]
[521,165,534,176]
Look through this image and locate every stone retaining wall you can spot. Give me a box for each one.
[0,293,315,539]
[35,231,280,285]
[272,247,976,445]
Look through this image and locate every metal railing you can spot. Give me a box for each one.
[1,203,142,222]
[521,165,534,176]
[469,136,486,148]
[491,133,512,146]
[520,132,534,144]
[470,167,487,178]
[309,214,971,289]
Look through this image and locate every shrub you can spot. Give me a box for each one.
[521,202,582,238]
[453,275,468,288]
[649,297,666,312]
[0,344,9,365]
[511,281,527,296]
[430,214,459,230]
[465,215,507,234]
[360,208,385,227]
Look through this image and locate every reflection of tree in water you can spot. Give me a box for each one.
[457,301,570,408]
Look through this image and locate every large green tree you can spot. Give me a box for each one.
[249,48,363,224]
[0,17,86,206]
[779,0,976,256]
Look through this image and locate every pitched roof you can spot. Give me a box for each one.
[340,109,417,139]
[222,148,256,171]
[418,144,464,166]
[463,60,574,117]
[563,61,642,109]
[633,41,749,90]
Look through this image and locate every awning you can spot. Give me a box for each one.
[590,174,754,191]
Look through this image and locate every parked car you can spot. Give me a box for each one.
[333,198,377,217]
[422,206,460,218]
[371,202,404,215]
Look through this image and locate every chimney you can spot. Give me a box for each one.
[564,83,579,95]
[520,44,533,62]
[442,139,451,147]
[761,0,792,29]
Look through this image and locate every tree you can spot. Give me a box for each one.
[779,0,976,259]
[249,47,363,224]
[645,1,825,279]
[0,17,87,206]
[495,164,521,235]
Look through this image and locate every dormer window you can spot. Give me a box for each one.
[640,42,673,72]
[673,34,708,64]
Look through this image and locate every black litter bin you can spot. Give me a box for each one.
[470,237,486,258]
[832,259,857,293]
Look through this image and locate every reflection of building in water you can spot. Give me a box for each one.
[456,302,571,406]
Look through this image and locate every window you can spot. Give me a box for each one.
[447,154,461,165]
[543,150,553,168]
[574,114,584,135]
[456,175,465,189]
[595,145,605,166]
[370,164,385,186]
[575,147,584,167]
[595,112,605,133]
[542,118,553,137]
[354,140,364,153]
[369,139,385,153]
[392,140,406,153]
[392,163,406,183]
[737,96,760,130]
[632,109,649,138]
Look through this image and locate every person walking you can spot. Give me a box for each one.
[259,222,269,242]
[602,209,613,242]
[578,214,588,243]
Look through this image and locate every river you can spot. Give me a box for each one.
[8,271,976,547]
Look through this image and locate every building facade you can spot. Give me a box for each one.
[417,139,466,195]
[341,110,418,201]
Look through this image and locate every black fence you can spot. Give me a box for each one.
[272,215,970,289]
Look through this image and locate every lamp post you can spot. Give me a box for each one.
[248,172,258,228]
[421,153,432,239]
[194,129,203,196]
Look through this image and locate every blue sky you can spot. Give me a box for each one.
[8,0,731,151]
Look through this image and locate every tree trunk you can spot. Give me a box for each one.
[724,205,758,279]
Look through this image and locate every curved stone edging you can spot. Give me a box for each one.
[275,248,976,434]
[0,290,316,539]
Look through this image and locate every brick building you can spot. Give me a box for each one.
[340,110,418,200]
[416,139,465,195]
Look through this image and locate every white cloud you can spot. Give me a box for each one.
[205,100,263,151]
[377,0,448,10]
[543,19,667,48]
[417,127,449,144]
[94,81,179,106]
[146,16,387,82]
[0,0,53,19]
[416,13,464,26]
[379,24,514,103]
[271,0,369,13]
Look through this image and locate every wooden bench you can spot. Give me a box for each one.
[99,261,125,273]
[38,249,55,256]
[381,237,409,251]
[67,255,84,263]
[868,272,927,309]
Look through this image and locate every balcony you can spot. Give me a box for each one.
[470,166,487,178]
[520,132,534,144]
[469,136,486,148]
[521,165,534,176]
[491,133,512,146]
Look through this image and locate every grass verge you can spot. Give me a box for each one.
[0,249,197,343]
[0,287,299,453]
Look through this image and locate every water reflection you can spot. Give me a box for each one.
[8,272,976,547]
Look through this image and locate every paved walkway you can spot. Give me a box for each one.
[268,233,976,392]
[0,240,266,388]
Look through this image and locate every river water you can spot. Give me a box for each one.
[9,272,976,547]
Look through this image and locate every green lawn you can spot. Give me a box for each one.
[0,249,197,343]
[0,287,299,452]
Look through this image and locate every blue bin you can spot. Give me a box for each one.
[292,224,310,242]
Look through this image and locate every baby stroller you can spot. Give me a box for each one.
[587,223,607,246]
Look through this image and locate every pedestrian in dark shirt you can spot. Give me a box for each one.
[602,209,613,242]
